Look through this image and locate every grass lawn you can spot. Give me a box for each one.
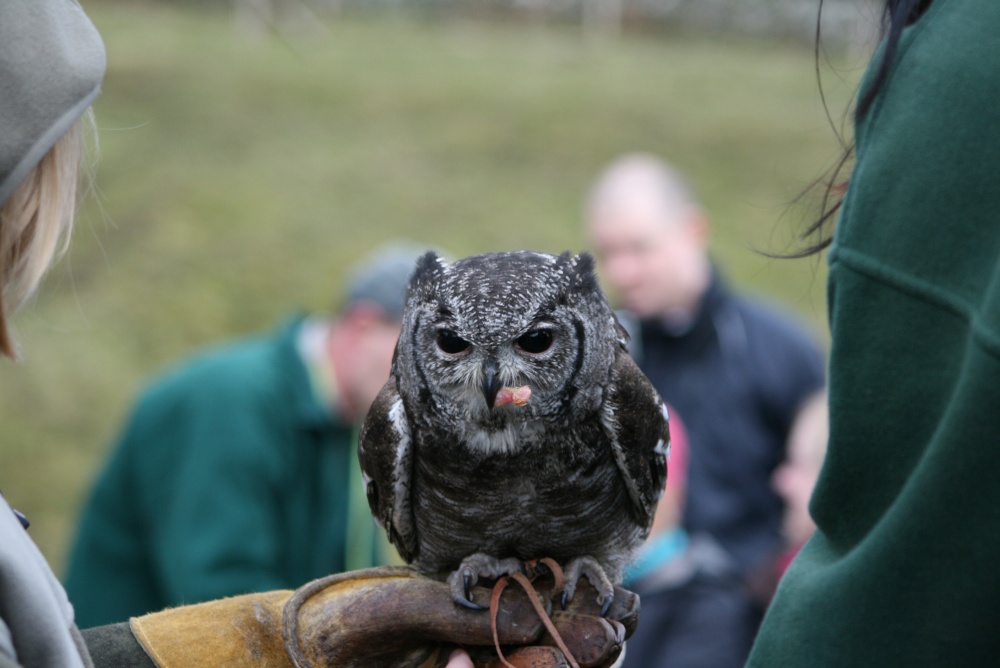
[0,1,863,574]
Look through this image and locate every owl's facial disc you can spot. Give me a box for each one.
[430,318,557,419]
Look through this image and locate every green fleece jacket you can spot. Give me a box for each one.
[65,317,377,629]
[750,1,1000,664]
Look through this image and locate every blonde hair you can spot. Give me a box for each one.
[0,112,92,359]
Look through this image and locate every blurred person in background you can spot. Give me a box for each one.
[746,389,828,610]
[770,390,828,574]
[622,409,757,668]
[1,1,106,664]
[1,3,624,666]
[64,242,423,628]
[750,1,1000,664]
[585,153,826,587]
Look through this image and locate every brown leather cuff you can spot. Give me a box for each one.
[130,590,292,667]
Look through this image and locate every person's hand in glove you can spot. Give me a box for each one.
[120,565,638,668]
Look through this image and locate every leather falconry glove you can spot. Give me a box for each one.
[129,565,639,668]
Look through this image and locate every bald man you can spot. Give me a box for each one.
[585,154,825,584]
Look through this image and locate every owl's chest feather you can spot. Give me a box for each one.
[408,420,636,572]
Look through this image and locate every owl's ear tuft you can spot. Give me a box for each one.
[569,252,599,293]
[407,251,447,301]
[553,251,601,307]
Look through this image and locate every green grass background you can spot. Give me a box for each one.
[0,1,863,575]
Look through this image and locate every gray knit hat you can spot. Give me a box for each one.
[344,242,431,321]
[0,0,106,207]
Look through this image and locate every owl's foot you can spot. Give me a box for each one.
[447,553,525,610]
[560,556,615,617]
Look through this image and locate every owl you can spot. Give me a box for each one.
[358,250,669,612]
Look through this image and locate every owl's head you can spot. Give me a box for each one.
[394,250,626,428]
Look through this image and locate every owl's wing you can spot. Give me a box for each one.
[357,377,418,563]
[603,348,670,531]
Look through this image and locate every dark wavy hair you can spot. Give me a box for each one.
[790,0,934,257]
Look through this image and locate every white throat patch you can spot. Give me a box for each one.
[464,420,542,456]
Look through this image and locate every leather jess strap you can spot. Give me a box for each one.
[489,559,579,668]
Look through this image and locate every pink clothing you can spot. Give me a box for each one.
[665,405,690,498]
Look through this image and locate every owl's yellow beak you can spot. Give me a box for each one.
[481,358,502,410]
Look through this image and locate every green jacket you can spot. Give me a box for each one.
[65,317,378,629]
[750,1,1000,664]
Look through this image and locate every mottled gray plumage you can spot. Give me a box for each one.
[359,250,669,608]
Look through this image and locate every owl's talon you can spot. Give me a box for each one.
[464,573,475,602]
[456,594,488,611]
[448,553,524,610]
[563,556,616,614]
[560,590,570,610]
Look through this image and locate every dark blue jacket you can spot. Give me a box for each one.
[625,274,825,573]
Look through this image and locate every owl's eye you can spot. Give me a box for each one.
[516,329,555,354]
[436,329,471,355]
